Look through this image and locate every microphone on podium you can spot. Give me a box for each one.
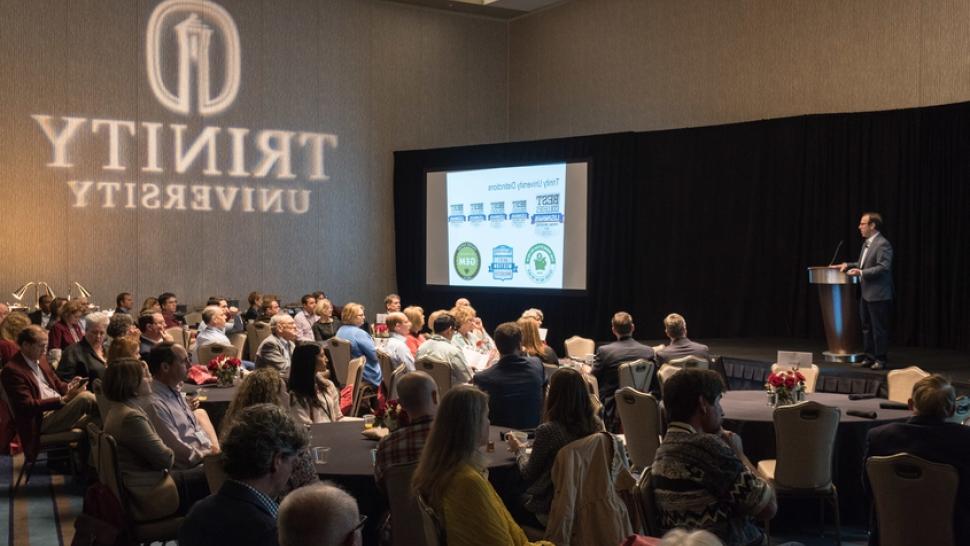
[827,240,844,266]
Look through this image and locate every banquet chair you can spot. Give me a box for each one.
[656,364,681,385]
[635,466,662,537]
[415,357,454,396]
[415,494,445,546]
[756,401,841,544]
[202,452,227,494]
[618,359,656,393]
[866,453,957,546]
[563,336,595,359]
[666,355,709,369]
[227,332,247,360]
[614,387,661,471]
[387,364,407,400]
[886,366,930,403]
[328,337,353,388]
[183,311,203,327]
[543,363,558,382]
[771,363,820,393]
[348,356,370,417]
[165,326,188,348]
[87,423,183,544]
[197,343,239,366]
[377,350,395,394]
[383,462,432,546]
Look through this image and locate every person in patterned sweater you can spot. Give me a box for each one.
[374,371,438,486]
[651,369,777,546]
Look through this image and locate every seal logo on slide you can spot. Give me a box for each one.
[488,245,518,281]
[453,242,481,280]
[525,243,556,284]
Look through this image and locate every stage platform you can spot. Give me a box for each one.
[684,337,970,396]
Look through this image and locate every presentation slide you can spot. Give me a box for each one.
[426,162,588,291]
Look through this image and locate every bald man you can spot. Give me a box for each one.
[278,482,361,546]
[374,371,438,485]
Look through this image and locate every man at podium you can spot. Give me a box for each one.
[835,212,894,370]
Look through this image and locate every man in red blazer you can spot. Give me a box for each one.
[1,325,97,459]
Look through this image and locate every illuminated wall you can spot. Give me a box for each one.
[0,0,507,310]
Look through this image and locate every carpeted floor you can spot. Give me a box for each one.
[1,453,84,546]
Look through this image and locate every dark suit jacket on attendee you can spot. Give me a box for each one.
[0,352,69,459]
[846,232,894,302]
[656,337,710,364]
[178,479,279,546]
[473,353,547,430]
[592,337,655,430]
[865,415,970,545]
[139,335,159,360]
[57,338,107,382]
[27,309,47,326]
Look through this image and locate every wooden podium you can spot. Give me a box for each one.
[807,267,864,363]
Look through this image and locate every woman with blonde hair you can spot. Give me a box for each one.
[107,335,142,364]
[48,299,87,350]
[402,305,426,357]
[517,317,558,366]
[311,298,340,342]
[336,303,381,402]
[140,296,161,315]
[0,312,31,364]
[412,385,553,546]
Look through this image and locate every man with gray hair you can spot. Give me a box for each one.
[193,305,233,363]
[655,313,710,364]
[256,313,298,377]
[179,403,309,546]
[374,370,438,485]
[278,482,362,546]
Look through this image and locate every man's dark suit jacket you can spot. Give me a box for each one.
[0,352,68,459]
[865,415,970,545]
[592,337,655,430]
[56,338,107,382]
[472,353,546,429]
[178,479,279,546]
[847,232,894,302]
[656,337,710,364]
[27,309,46,326]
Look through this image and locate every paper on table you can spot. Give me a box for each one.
[463,347,490,372]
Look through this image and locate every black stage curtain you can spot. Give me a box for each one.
[394,101,970,353]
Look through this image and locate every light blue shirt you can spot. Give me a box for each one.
[193,322,232,363]
[337,325,382,386]
[385,332,415,372]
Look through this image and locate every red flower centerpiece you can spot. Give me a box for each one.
[765,368,807,407]
[373,399,409,431]
[207,355,242,387]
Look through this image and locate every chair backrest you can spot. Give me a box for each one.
[197,343,239,366]
[348,356,367,417]
[667,355,709,369]
[656,364,681,385]
[245,321,259,358]
[887,366,930,403]
[93,427,129,513]
[614,387,661,471]
[618,359,656,393]
[377,350,395,391]
[183,311,203,327]
[772,400,841,488]
[563,336,595,359]
[329,337,353,388]
[202,452,227,494]
[165,326,187,347]
[383,463,430,546]
[415,357,454,396]
[227,332,247,359]
[770,363,820,393]
[866,453,958,546]
[635,466,663,537]
[415,494,445,546]
[387,364,407,400]
[543,363,559,382]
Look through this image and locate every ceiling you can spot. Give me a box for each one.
[381,0,569,19]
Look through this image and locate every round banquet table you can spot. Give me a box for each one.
[720,391,911,526]
[180,383,238,432]
[308,421,520,544]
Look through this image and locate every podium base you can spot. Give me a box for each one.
[823,351,865,363]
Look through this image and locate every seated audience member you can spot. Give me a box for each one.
[223,367,318,498]
[312,298,340,342]
[520,308,544,326]
[415,313,472,386]
[278,482,363,546]
[143,343,219,470]
[158,292,183,328]
[259,296,282,323]
[114,292,134,315]
[412,385,553,546]
[336,303,382,391]
[48,299,87,350]
[651,369,776,545]
[518,316,558,365]
[207,296,245,335]
[592,311,655,432]
[102,358,206,518]
[865,374,970,544]
[57,311,109,382]
[140,296,161,315]
[454,297,471,309]
[288,344,342,424]
[402,306,426,357]
[0,303,8,323]
[179,404,309,546]
[1,326,98,452]
[450,305,496,357]
[256,314,298,378]
[384,293,401,314]
[655,313,710,364]
[659,529,724,546]
[506,367,603,524]
[107,312,138,342]
[107,336,141,364]
[244,291,263,322]
[294,294,318,342]
[193,305,233,363]
[28,295,53,327]
[473,322,546,429]
[138,311,171,359]
[374,371,437,485]
[0,312,31,365]
[384,312,415,371]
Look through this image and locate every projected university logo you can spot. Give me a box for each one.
[146,0,241,116]
[525,243,556,284]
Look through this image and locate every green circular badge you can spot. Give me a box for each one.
[525,243,556,283]
[453,242,481,280]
